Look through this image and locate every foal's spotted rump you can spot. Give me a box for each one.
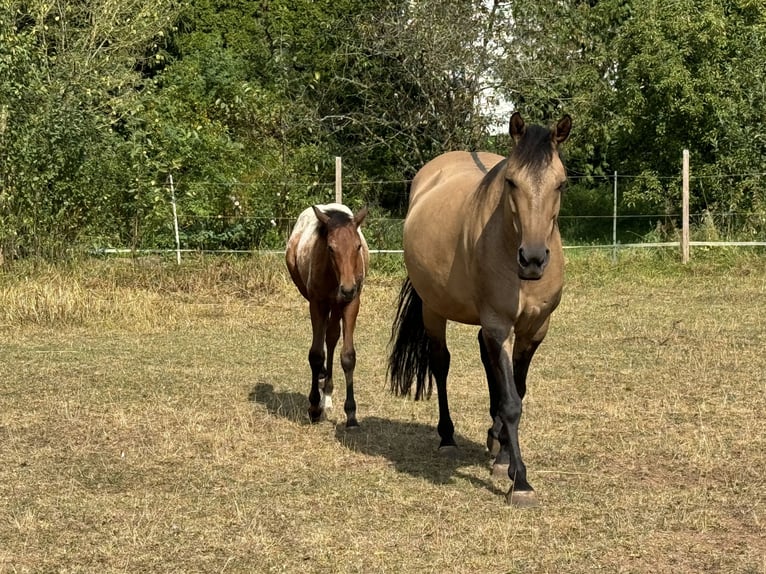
[285,203,369,427]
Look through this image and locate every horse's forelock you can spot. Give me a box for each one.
[511,125,557,172]
[314,208,355,237]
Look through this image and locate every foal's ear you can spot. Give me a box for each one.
[553,115,572,145]
[509,112,526,142]
[353,206,369,227]
[312,205,330,225]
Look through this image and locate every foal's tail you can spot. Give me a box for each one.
[387,278,433,400]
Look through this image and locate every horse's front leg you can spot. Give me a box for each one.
[308,300,330,423]
[478,329,507,476]
[481,326,538,507]
[321,306,342,417]
[339,297,361,428]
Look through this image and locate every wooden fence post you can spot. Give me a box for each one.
[335,156,342,204]
[682,150,690,264]
[612,171,618,263]
[169,174,182,265]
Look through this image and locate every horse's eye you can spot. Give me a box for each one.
[357,244,362,252]
[558,182,568,193]
[328,245,335,254]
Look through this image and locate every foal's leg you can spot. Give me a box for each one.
[424,309,454,451]
[339,296,361,428]
[321,306,342,416]
[308,300,330,423]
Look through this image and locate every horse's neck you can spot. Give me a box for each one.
[466,177,512,245]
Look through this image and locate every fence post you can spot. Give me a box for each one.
[612,171,618,263]
[335,156,342,204]
[168,174,182,265]
[682,150,690,264]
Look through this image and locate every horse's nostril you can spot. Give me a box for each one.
[340,286,357,300]
[518,248,529,267]
[518,246,548,269]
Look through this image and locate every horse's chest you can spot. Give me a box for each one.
[516,289,561,331]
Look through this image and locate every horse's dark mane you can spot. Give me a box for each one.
[511,125,555,171]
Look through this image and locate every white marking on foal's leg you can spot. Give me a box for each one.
[319,390,333,420]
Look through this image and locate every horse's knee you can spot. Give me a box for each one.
[340,348,356,373]
[497,400,522,426]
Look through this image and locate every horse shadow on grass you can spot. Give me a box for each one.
[248,382,311,425]
[248,382,504,495]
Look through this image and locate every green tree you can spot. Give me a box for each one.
[0,0,181,258]
[499,0,766,227]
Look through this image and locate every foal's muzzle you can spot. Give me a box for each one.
[339,285,358,302]
[517,245,550,280]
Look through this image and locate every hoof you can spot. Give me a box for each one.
[345,418,360,430]
[505,489,539,508]
[308,407,323,424]
[491,463,510,479]
[438,444,458,458]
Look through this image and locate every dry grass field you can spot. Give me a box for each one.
[0,250,764,573]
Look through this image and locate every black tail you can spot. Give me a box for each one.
[387,278,433,400]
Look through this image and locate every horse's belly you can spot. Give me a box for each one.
[403,226,480,324]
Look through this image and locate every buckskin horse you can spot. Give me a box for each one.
[388,113,572,506]
[286,203,369,427]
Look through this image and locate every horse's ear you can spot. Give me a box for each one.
[312,205,330,225]
[353,206,368,227]
[553,115,572,145]
[509,112,526,142]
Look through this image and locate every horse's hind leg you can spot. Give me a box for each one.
[308,300,330,423]
[339,297,362,428]
[424,309,455,452]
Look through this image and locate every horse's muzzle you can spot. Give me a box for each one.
[517,246,549,280]
[338,285,358,302]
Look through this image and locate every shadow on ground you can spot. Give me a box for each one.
[248,382,504,496]
[248,382,310,425]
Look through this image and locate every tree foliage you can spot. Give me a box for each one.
[2,0,766,258]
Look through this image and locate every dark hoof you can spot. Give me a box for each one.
[491,463,509,479]
[308,407,323,424]
[345,418,360,430]
[505,489,539,508]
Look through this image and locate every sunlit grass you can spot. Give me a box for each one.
[0,250,764,572]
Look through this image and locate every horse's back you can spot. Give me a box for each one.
[409,151,503,208]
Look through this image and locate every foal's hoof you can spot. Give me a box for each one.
[505,489,539,508]
[438,444,458,458]
[491,463,510,479]
[308,407,323,424]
